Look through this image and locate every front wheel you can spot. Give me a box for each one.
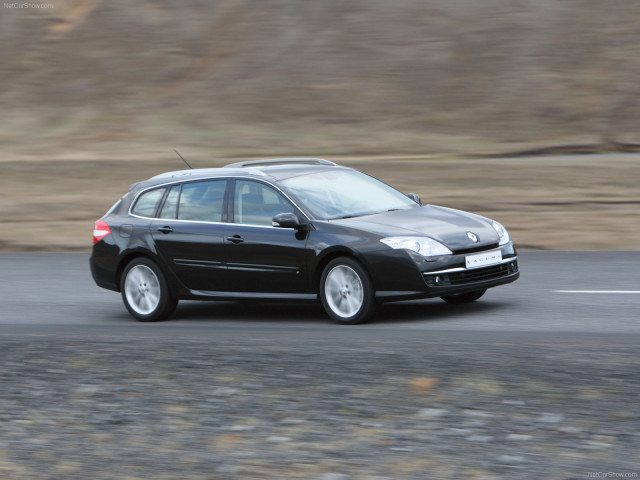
[440,289,486,305]
[121,257,177,322]
[320,257,375,324]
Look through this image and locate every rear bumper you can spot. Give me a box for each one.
[90,248,120,292]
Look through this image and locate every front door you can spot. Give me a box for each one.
[224,180,312,293]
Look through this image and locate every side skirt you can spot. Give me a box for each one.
[189,290,318,302]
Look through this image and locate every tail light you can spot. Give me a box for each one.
[93,220,112,244]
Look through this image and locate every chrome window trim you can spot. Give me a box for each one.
[129,213,302,230]
[127,175,312,226]
[423,257,517,275]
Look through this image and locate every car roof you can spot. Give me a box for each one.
[132,158,349,191]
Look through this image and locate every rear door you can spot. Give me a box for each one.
[150,180,230,292]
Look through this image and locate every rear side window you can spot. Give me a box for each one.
[178,180,227,222]
[159,185,180,219]
[131,188,166,217]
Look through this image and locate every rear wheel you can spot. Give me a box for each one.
[440,289,486,305]
[121,257,177,322]
[320,257,375,324]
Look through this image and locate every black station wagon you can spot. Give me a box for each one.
[90,158,519,324]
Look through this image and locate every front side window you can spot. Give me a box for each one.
[233,180,294,226]
[281,169,417,220]
[177,180,227,222]
[131,188,166,217]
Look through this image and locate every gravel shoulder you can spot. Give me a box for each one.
[2,336,638,480]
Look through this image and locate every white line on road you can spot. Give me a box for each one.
[555,290,640,294]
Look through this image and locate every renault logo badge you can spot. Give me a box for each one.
[466,231,479,243]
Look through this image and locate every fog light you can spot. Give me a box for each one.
[434,276,441,285]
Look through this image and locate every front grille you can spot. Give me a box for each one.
[453,242,500,255]
[424,259,518,287]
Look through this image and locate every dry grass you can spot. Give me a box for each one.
[1,154,638,251]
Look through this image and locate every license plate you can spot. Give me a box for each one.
[465,250,502,269]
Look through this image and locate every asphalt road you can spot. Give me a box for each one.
[1,251,639,343]
[2,251,639,479]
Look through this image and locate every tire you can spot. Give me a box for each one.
[120,257,177,322]
[320,257,376,325]
[440,289,486,305]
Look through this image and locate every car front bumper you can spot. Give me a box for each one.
[369,242,520,301]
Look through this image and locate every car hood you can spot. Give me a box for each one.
[329,205,500,251]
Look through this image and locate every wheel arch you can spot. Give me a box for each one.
[314,248,372,290]
[115,251,155,292]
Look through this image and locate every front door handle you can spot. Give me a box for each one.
[157,226,174,234]
[226,235,244,244]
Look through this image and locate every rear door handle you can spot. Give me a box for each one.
[157,226,174,234]
[226,235,244,244]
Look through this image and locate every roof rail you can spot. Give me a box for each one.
[224,158,337,168]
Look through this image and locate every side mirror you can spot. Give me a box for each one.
[272,212,304,229]
[407,193,422,205]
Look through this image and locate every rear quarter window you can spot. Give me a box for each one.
[131,188,166,217]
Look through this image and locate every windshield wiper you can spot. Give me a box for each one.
[331,208,404,220]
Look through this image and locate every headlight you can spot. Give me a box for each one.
[380,236,452,257]
[492,221,510,245]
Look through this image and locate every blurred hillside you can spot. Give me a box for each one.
[2,0,640,158]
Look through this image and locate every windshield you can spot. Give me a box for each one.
[281,169,418,220]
